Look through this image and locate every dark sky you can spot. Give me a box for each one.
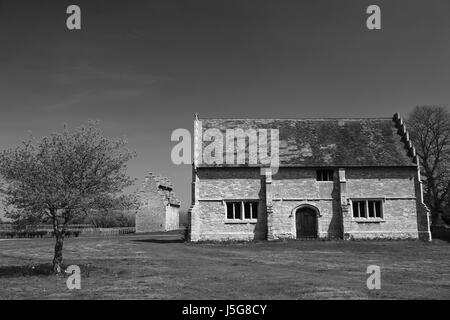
[0,0,449,210]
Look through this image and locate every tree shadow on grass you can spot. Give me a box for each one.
[0,263,97,278]
[132,238,185,244]
[0,263,55,277]
[131,230,186,243]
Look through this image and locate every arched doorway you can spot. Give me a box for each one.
[295,206,318,239]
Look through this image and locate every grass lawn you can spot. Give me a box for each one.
[0,233,449,300]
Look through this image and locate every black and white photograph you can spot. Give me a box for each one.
[0,0,449,307]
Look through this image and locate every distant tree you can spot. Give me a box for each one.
[407,106,450,225]
[0,123,137,273]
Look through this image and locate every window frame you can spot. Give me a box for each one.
[316,169,334,182]
[351,199,384,221]
[224,200,259,223]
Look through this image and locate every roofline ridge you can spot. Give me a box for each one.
[392,112,419,165]
[197,117,393,121]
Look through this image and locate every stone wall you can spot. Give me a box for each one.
[342,167,426,239]
[269,168,341,239]
[135,181,166,233]
[190,166,430,241]
[135,173,181,233]
[165,205,180,231]
[191,168,266,241]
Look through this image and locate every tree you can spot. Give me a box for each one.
[445,181,450,224]
[407,106,450,225]
[0,123,137,273]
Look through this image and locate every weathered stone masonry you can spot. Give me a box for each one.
[189,114,432,241]
[136,173,180,233]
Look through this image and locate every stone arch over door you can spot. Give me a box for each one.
[292,204,320,239]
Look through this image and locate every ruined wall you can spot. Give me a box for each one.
[135,184,166,233]
[165,205,180,231]
[135,173,180,233]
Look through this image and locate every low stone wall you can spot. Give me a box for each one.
[0,227,135,239]
[77,227,135,236]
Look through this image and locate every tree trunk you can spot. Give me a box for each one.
[51,209,70,274]
[53,231,64,274]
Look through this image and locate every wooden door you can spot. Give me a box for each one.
[296,208,317,239]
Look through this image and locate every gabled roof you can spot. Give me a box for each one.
[196,113,417,167]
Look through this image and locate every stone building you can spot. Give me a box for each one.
[135,173,180,233]
[189,113,432,241]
